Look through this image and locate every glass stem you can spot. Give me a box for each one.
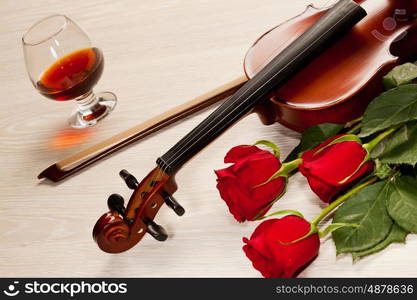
[76,91,100,110]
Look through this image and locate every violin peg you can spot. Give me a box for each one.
[107,194,126,216]
[161,191,185,216]
[119,169,139,190]
[144,218,168,241]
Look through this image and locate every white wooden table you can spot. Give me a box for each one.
[1,0,416,277]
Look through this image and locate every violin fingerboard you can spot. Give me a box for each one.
[157,0,367,174]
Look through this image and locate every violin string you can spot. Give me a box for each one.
[164,11,354,168]
[159,1,346,170]
[138,1,398,220]
[132,0,364,219]
[164,3,359,170]
[146,1,397,217]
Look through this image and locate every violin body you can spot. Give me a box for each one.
[247,0,417,131]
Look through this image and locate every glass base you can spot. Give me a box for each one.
[69,91,117,129]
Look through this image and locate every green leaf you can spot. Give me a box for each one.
[371,122,417,165]
[387,176,417,233]
[332,181,393,254]
[284,123,344,162]
[359,84,417,137]
[351,224,408,262]
[383,63,417,90]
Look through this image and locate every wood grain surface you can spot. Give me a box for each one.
[1,0,416,277]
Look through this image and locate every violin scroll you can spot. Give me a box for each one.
[93,211,144,253]
[93,167,181,253]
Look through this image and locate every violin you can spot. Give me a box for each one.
[92,0,370,253]
[39,0,417,182]
[247,0,417,131]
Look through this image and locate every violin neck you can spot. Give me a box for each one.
[157,0,367,174]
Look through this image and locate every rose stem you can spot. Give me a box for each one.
[310,177,378,227]
[253,158,302,188]
[347,123,361,134]
[363,127,397,153]
[279,158,303,178]
[345,116,363,128]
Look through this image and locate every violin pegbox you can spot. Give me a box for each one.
[93,167,182,253]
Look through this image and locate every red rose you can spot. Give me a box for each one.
[215,145,286,222]
[243,215,320,278]
[299,135,374,203]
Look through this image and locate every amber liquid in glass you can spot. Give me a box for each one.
[36,47,104,101]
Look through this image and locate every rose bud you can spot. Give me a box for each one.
[243,215,320,278]
[299,134,374,203]
[215,145,286,222]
